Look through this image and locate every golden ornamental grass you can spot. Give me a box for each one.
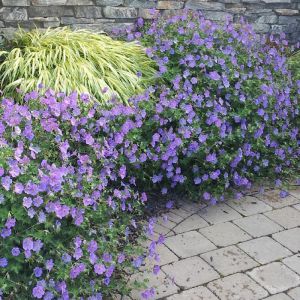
[0,27,156,105]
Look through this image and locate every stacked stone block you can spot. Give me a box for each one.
[0,0,299,42]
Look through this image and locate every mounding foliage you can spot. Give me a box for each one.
[123,12,300,201]
[0,92,162,299]
[0,27,156,105]
[288,49,300,82]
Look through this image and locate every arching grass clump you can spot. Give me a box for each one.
[0,27,156,105]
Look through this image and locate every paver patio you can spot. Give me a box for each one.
[130,187,300,300]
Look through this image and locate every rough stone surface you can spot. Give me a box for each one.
[0,0,299,43]
[208,273,268,300]
[201,245,259,276]
[162,256,220,289]
[164,231,216,258]
[273,228,300,253]
[75,6,103,18]
[288,287,300,300]
[130,271,179,300]
[199,221,251,247]
[173,214,208,233]
[166,286,218,300]
[131,188,300,299]
[257,190,299,208]
[294,204,300,211]
[289,188,300,200]
[96,0,123,5]
[103,7,137,18]
[198,203,242,224]
[264,207,300,229]
[248,262,300,294]
[283,254,300,276]
[227,196,272,216]
[261,294,292,300]
[0,8,28,21]
[233,214,283,237]
[2,0,29,6]
[238,236,292,264]
[31,0,67,5]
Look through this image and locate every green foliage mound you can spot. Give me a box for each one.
[0,27,156,105]
[288,50,300,82]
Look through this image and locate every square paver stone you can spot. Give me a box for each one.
[226,196,272,216]
[201,245,259,276]
[170,207,193,218]
[164,212,184,223]
[156,216,177,230]
[247,262,300,294]
[238,236,292,264]
[140,244,178,271]
[233,214,283,238]
[164,231,216,258]
[154,223,173,235]
[208,273,268,300]
[162,256,220,289]
[273,228,300,252]
[257,189,299,209]
[173,214,208,234]
[293,204,300,211]
[289,188,300,200]
[199,222,251,247]
[263,294,292,300]
[178,201,207,213]
[283,254,300,275]
[130,270,179,300]
[166,286,218,300]
[198,203,242,224]
[288,287,300,300]
[264,207,300,229]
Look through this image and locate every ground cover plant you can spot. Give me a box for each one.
[0,27,156,105]
[0,92,161,299]
[0,11,300,300]
[288,50,300,82]
[123,12,300,201]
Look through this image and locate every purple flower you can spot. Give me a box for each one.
[0,258,8,267]
[94,264,106,275]
[34,267,43,278]
[33,240,43,253]
[1,176,12,191]
[11,247,20,257]
[102,253,112,263]
[208,71,221,81]
[118,254,125,264]
[88,240,98,253]
[62,253,71,263]
[23,197,32,208]
[45,259,54,271]
[166,200,174,209]
[5,217,16,229]
[280,190,289,198]
[206,153,218,164]
[1,228,11,238]
[153,265,160,275]
[119,165,127,179]
[32,285,45,299]
[23,237,33,251]
[14,183,24,194]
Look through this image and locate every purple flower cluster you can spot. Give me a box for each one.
[0,91,160,298]
[124,11,299,202]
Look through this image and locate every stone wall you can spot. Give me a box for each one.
[0,0,299,43]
